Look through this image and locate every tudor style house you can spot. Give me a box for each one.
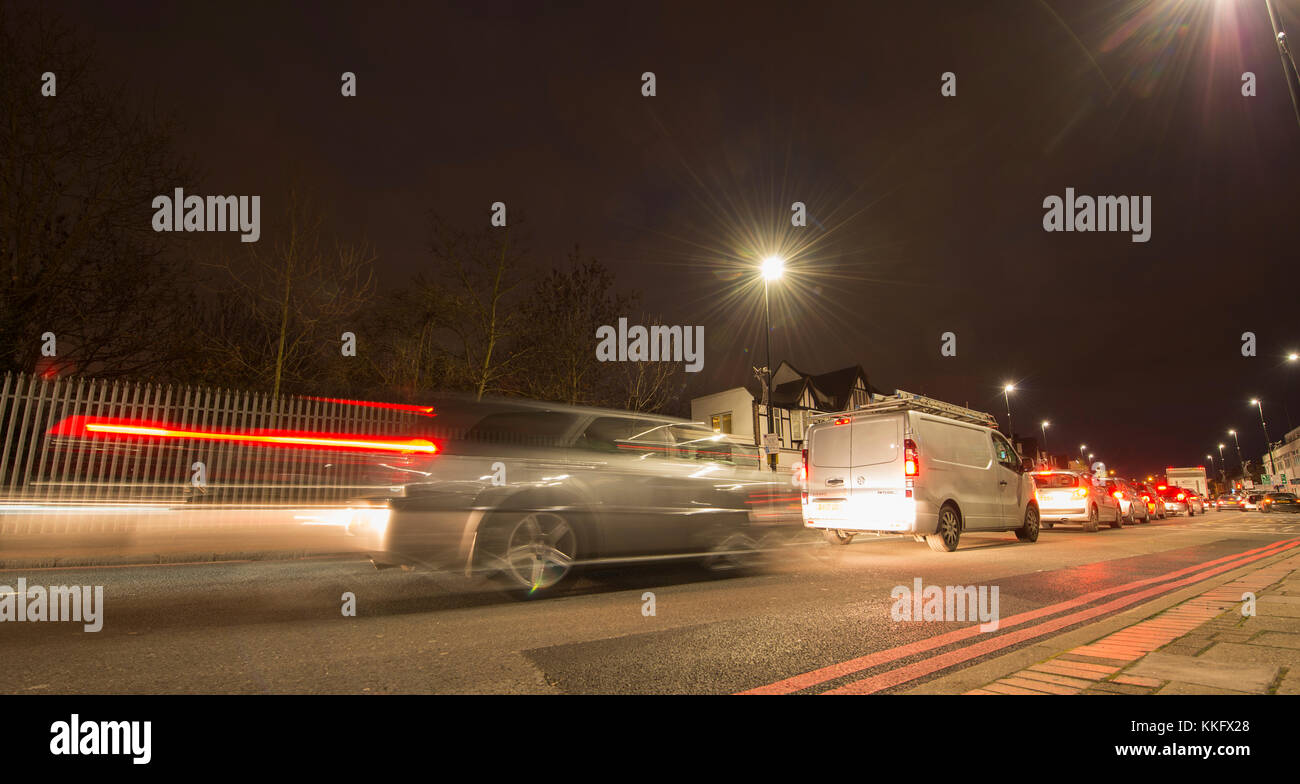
[689,361,879,467]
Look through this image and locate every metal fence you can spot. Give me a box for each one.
[0,372,443,505]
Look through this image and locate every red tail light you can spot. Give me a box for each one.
[1074,486,1089,498]
[1176,492,1185,500]
[1112,490,1123,500]
[834,417,850,426]
[1141,494,1150,502]
[904,438,919,477]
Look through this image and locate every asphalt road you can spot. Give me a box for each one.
[3,510,1299,694]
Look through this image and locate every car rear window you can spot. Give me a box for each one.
[1033,473,1078,488]
[1270,493,1297,500]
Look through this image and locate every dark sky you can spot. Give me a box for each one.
[36,0,1300,479]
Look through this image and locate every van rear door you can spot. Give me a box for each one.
[806,419,852,519]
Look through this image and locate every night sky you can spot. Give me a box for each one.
[34,0,1300,479]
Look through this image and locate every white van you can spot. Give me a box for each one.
[800,391,1039,552]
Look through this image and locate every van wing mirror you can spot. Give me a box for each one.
[1020,457,1034,472]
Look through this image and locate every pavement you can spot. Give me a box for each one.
[3,508,1300,694]
[934,549,1300,695]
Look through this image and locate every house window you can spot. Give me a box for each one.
[710,412,732,434]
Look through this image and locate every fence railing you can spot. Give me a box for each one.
[0,372,443,505]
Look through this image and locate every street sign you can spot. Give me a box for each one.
[762,433,779,455]
[1261,474,1270,484]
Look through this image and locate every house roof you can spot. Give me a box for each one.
[749,362,879,411]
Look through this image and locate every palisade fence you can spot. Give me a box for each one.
[0,372,445,505]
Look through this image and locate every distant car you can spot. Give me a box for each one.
[1260,492,1300,513]
[1034,470,1124,531]
[1134,483,1166,519]
[1156,485,1192,516]
[1214,494,1244,512]
[1243,493,1264,511]
[1183,490,1206,514]
[1099,477,1150,524]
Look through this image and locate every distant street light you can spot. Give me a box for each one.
[1079,444,1087,464]
[1218,443,1226,483]
[1040,420,1050,461]
[1251,399,1278,481]
[1228,429,1244,474]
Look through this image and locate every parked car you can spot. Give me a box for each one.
[1243,493,1264,511]
[356,400,797,597]
[1260,492,1300,513]
[801,391,1039,552]
[1035,470,1123,531]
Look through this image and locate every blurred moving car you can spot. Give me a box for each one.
[356,400,797,597]
[1260,492,1300,513]
[1034,470,1123,531]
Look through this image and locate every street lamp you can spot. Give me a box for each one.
[1002,383,1016,439]
[1206,454,1216,489]
[1079,444,1087,465]
[1040,420,1050,464]
[1218,443,1226,483]
[760,256,783,470]
[1228,429,1244,476]
[1251,399,1278,482]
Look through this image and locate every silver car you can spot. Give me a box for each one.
[1100,478,1151,524]
[1034,470,1124,531]
[353,401,795,597]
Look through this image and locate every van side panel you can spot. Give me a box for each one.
[915,414,998,529]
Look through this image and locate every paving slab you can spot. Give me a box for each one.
[1126,652,1277,693]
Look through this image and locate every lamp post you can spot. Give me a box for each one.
[1040,420,1050,466]
[1218,443,1226,484]
[761,256,783,470]
[1002,384,1016,439]
[1251,399,1278,482]
[1206,454,1217,491]
[1079,444,1087,467]
[1228,429,1244,477]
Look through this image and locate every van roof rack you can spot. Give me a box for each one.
[814,389,1000,429]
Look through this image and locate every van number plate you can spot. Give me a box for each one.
[816,502,842,513]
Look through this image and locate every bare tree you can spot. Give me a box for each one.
[0,6,199,378]
[516,249,633,406]
[202,192,377,397]
[428,217,532,400]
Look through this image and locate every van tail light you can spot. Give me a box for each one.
[834,417,850,426]
[904,439,918,477]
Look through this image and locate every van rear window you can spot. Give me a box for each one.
[1033,473,1078,489]
[811,424,851,468]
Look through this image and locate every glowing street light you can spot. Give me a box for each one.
[1040,420,1050,458]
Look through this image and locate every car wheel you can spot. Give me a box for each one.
[1015,504,1040,543]
[481,511,578,598]
[1123,508,1135,525]
[823,529,855,545]
[1083,505,1099,532]
[1110,507,1124,528]
[1042,520,1054,529]
[926,504,962,552]
[702,530,760,572]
